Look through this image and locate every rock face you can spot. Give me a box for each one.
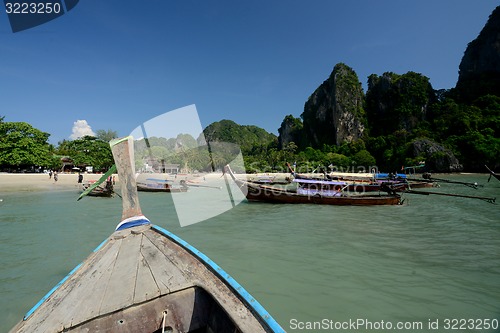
[456,6,500,101]
[301,63,365,147]
[365,72,435,136]
[278,115,303,149]
[410,139,463,172]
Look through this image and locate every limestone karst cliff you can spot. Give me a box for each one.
[456,6,500,102]
[300,63,366,148]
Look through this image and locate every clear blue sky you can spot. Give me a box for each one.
[1,1,498,144]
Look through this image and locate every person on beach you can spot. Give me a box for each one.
[49,170,53,179]
[54,171,58,182]
[78,173,83,184]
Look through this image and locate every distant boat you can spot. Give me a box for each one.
[81,179,113,197]
[137,180,188,192]
[10,137,285,333]
[485,165,500,182]
[226,165,401,206]
[247,174,292,185]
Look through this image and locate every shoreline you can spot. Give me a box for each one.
[0,172,227,193]
[0,173,108,193]
[0,171,488,194]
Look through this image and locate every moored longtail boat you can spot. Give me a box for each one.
[485,165,500,182]
[81,179,114,197]
[137,180,188,192]
[10,136,285,333]
[226,165,401,206]
[286,163,408,193]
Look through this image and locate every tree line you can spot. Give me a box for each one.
[0,117,117,173]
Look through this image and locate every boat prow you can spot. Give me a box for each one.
[485,165,500,182]
[11,219,281,332]
[10,137,284,333]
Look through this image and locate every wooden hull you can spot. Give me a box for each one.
[227,166,401,206]
[137,183,188,192]
[82,184,113,197]
[300,181,409,193]
[10,222,282,333]
[291,169,408,192]
[408,181,435,189]
[11,137,284,333]
[485,165,500,182]
[245,184,400,205]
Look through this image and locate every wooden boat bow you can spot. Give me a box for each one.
[10,137,285,333]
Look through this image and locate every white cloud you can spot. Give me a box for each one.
[70,120,95,140]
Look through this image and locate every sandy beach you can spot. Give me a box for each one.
[0,172,223,193]
[0,173,109,192]
[0,170,294,194]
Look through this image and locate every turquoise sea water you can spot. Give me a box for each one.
[1,174,499,332]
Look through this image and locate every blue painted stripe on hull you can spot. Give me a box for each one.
[24,263,83,320]
[115,218,151,231]
[151,224,285,333]
[93,238,109,252]
[23,238,110,320]
[22,225,284,332]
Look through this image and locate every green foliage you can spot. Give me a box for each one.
[95,129,118,142]
[352,150,376,168]
[203,119,276,155]
[56,136,114,171]
[0,121,53,170]
[278,115,305,149]
[427,92,500,170]
[366,71,435,136]
[326,153,351,169]
[131,131,247,173]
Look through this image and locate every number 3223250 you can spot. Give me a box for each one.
[5,2,62,14]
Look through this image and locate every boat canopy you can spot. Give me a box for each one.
[375,173,407,179]
[293,178,346,185]
[328,172,375,180]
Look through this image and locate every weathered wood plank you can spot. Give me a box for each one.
[10,136,283,333]
[145,229,195,274]
[99,230,143,315]
[140,231,192,294]
[14,237,122,333]
[145,228,270,333]
[110,136,143,220]
[58,236,123,327]
[132,231,161,304]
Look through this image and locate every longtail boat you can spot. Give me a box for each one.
[286,163,408,193]
[81,179,114,197]
[485,165,500,182]
[137,179,188,192]
[10,136,285,333]
[226,165,401,206]
[293,177,408,194]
